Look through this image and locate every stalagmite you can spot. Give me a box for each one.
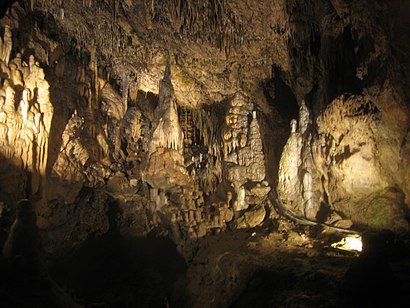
[278,100,323,220]
[4,81,15,114]
[277,119,303,215]
[9,63,23,87]
[299,100,311,135]
[149,61,184,154]
[247,110,266,182]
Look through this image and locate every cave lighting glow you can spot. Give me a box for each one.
[331,234,363,252]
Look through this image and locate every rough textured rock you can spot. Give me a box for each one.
[0,0,406,240]
[0,29,53,209]
[0,0,409,305]
[278,101,322,221]
[315,95,409,230]
[236,205,266,229]
[278,93,409,230]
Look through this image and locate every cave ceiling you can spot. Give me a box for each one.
[4,1,274,108]
[1,0,408,110]
[0,0,385,107]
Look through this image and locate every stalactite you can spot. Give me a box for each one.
[82,0,92,8]
[159,0,242,52]
[89,47,99,110]
[122,72,129,115]
[151,0,155,20]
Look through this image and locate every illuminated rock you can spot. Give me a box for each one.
[0,27,54,205]
[247,111,266,182]
[224,91,269,220]
[277,119,303,215]
[278,101,322,220]
[149,62,184,154]
[0,25,12,64]
[9,62,23,87]
[313,95,409,230]
[233,185,247,211]
[331,234,362,252]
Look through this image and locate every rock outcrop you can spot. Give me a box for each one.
[278,101,322,221]
[0,28,53,207]
[314,95,409,231]
[278,94,409,231]
[0,0,407,258]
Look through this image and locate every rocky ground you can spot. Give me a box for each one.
[4,210,410,308]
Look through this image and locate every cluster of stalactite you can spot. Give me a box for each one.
[33,0,149,92]
[179,105,224,196]
[156,0,244,53]
[33,0,95,10]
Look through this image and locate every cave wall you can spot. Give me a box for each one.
[0,0,408,255]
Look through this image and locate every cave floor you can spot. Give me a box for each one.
[183,228,356,308]
[45,225,410,308]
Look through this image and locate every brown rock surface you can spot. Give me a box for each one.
[0,0,409,305]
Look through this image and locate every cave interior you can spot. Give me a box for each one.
[0,0,410,307]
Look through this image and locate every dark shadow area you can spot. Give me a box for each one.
[318,27,366,112]
[264,66,299,124]
[50,199,187,307]
[340,230,410,308]
[0,200,78,308]
[229,230,410,308]
[0,153,30,207]
[0,0,15,18]
[230,268,339,308]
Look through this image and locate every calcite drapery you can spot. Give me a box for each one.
[142,62,193,222]
[222,91,270,222]
[277,100,322,220]
[149,62,184,154]
[0,27,53,203]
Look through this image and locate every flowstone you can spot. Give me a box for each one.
[277,101,322,220]
[0,27,53,205]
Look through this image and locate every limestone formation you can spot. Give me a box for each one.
[247,111,266,182]
[51,112,89,191]
[0,4,408,299]
[236,205,266,229]
[0,28,53,203]
[314,95,409,230]
[223,91,269,223]
[277,119,303,214]
[233,185,247,212]
[0,26,12,64]
[278,101,323,220]
[149,62,184,154]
